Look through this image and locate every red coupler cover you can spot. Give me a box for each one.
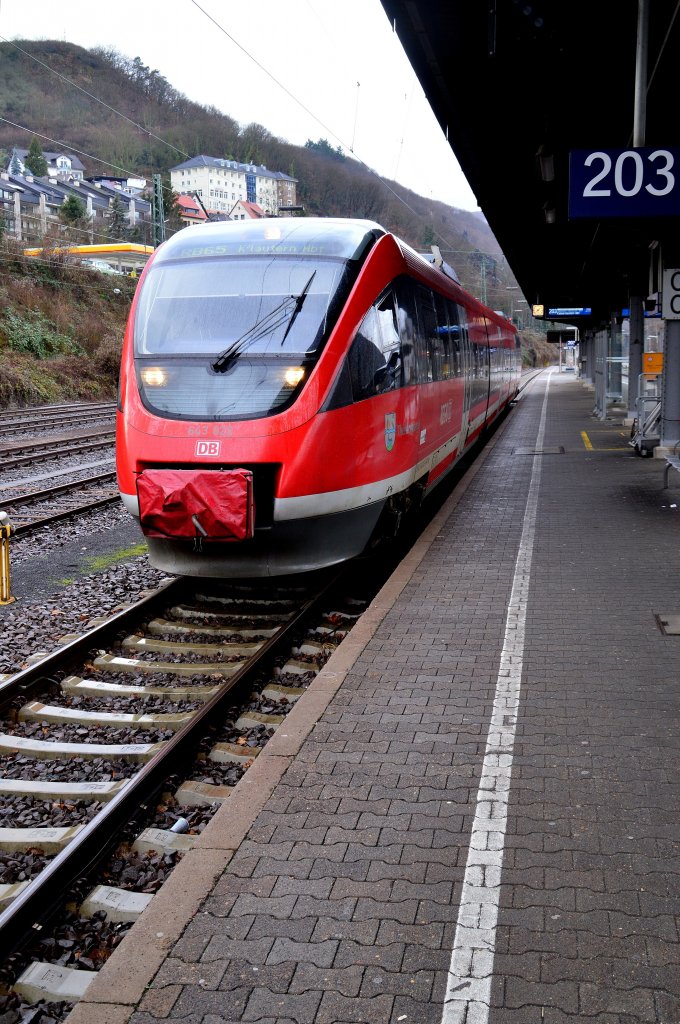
[137,469,254,541]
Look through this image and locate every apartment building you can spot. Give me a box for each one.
[170,156,297,217]
[0,171,151,243]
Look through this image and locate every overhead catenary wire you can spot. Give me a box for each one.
[188,0,462,253]
[393,89,416,181]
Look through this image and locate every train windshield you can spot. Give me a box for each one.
[133,256,355,421]
[134,258,350,358]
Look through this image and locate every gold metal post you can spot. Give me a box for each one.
[0,511,15,605]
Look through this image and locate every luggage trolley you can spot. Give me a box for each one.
[629,369,663,456]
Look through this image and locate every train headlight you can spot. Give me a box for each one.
[283,366,305,388]
[140,366,169,387]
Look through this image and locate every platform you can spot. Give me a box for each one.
[67,370,680,1024]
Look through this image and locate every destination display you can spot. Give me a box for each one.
[569,148,680,219]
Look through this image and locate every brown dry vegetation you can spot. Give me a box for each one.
[0,237,133,408]
[521,331,558,367]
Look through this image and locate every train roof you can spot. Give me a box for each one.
[154,218,387,263]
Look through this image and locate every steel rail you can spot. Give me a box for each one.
[2,440,115,472]
[0,428,114,460]
[0,411,115,437]
[516,367,546,396]
[0,569,343,963]
[1,403,116,422]
[11,492,122,536]
[2,470,117,508]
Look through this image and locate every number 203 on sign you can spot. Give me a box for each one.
[569,147,680,219]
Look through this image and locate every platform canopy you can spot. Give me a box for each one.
[380,1,680,328]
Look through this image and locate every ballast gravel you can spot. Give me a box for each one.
[7,502,141,569]
[0,796,100,832]
[0,754,139,782]
[0,556,169,675]
[7,719,176,746]
[1,443,115,487]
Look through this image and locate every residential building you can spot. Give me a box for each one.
[0,170,151,244]
[7,147,86,180]
[170,156,297,217]
[176,194,209,226]
[273,170,298,212]
[227,200,266,221]
[88,175,147,196]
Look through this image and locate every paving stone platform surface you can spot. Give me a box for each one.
[67,372,680,1024]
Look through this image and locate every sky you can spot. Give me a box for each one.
[0,0,480,213]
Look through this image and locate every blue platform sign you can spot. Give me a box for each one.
[548,307,592,317]
[569,148,680,219]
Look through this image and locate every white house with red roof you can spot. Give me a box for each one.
[227,200,266,220]
[176,193,209,225]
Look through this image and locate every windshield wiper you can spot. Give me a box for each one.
[211,295,296,374]
[211,271,317,374]
[280,271,316,346]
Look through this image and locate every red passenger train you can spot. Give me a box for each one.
[116,218,521,577]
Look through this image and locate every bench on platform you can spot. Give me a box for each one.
[663,454,680,488]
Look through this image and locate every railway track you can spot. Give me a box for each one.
[1,403,115,422]
[0,433,115,472]
[517,366,547,394]
[0,571,364,1016]
[0,406,115,439]
[1,469,120,536]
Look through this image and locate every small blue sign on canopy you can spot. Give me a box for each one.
[548,307,592,317]
[569,148,680,218]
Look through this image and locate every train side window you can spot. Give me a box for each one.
[377,292,400,355]
[416,286,437,382]
[457,304,470,375]
[348,306,386,401]
[348,291,402,401]
[433,292,450,380]
[446,300,462,377]
[394,279,417,386]
[375,291,403,393]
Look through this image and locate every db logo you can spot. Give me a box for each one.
[195,440,221,457]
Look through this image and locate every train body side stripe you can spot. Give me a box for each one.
[274,432,461,520]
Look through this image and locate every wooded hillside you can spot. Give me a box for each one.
[0,39,542,408]
[0,39,516,301]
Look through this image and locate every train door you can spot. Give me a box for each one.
[393,278,420,459]
[465,311,491,443]
[457,304,473,444]
[413,286,439,454]
[486,319,503,418]
[434,293,465,452]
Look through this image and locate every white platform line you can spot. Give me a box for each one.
[441,371,553,1024]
